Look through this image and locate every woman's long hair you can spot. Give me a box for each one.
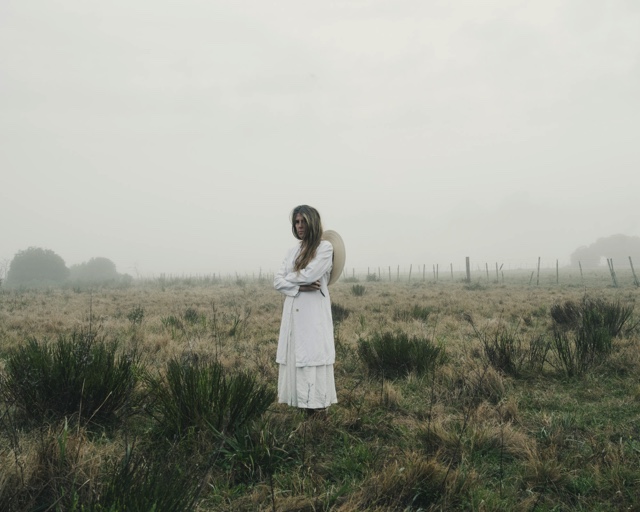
[291,205,323,271]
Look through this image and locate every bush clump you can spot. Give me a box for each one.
[393,304,433,322]
[550,296,634,377]
[331,302,351,324]
[1,330,141,426]
[358,331,444,379]
[351,284,366,296]
[5,247,69,288]
[464,314,550,377]
[146,357,276,441]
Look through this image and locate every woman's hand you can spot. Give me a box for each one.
[299,280,322,292]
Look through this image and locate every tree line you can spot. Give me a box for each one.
[2,247,130,288]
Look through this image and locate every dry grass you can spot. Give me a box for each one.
[1,271,640,510]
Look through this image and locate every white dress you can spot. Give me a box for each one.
[274,240,338,409]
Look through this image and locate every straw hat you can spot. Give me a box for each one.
[322,230,346,286]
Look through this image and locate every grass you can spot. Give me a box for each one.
[0,272,639,510]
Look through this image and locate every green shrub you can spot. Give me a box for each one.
[1,330,141,426]
[550,297,634,377]
[331,302,351,324]
[464,315,550,377]
[161,314,184,331]
[551,296,634,338]
[147,358,275,441]
[551,325,612,377]
[95,448,203,511]
[183,307,201,324]
[127,305,144,325]
[366,273,379,282]
[393,304,433,322]
[351,284,366,296]
[358,331,443,379]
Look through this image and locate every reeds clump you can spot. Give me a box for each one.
[146,357,275,441]
[358,331,444,379]
[1,330,141,426]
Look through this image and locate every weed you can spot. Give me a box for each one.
[146,357,275,441]
[1,330,141,426]
[127,305,144,325]
[331,302,350,324]
[351,284,366,297]
[358,331,444,379]
[464,314,550,376]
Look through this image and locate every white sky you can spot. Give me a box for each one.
[2,0,639,276]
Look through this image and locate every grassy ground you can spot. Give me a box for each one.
[1,271,639,511]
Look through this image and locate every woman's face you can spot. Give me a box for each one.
[294,213,307,240]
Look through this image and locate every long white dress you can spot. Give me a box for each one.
[274,240,338,409]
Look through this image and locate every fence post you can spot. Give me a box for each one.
[536,257,541,286]
[465,257,471,283]
[607,258,618,287]
[630,256,640,287]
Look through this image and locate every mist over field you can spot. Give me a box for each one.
[2,0,639,277]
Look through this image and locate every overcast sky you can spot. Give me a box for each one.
[2,0,639,277]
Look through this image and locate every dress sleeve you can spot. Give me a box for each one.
[273,249,300,297]
[283,241,333,285]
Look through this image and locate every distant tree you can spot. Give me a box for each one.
[571,234,640,267]
[6,247,69,287]
[69,257,119,282]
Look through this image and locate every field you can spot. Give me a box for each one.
[1,270,640,511]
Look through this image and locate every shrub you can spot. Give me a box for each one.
[1,330,141,426]
[127,305,145,325]
[69,257,119,283]
[366,273,379,282]
[393,304,432,322]
[464,315,550,377]
[550,297,634,377]
[551,296,634,338]
[6,247,69,287]
[358,331,443,379]
[551,327,609,377]
[95,448,203,511]
[351,284,366,296]
[331,302,351,324]
[183,307,201,324]
[147,358,275,441]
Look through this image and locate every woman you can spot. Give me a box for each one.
[274,205,337,414]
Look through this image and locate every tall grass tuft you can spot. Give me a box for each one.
[146,357,275,441]
[331,302,350,324]
[351,284,366,296]
[550,297,634,377]
[393,304,433,322]
[96,448,203,511]
[358,331,444,379]
[551,296,634,338]
[1,330,141,426]
[464,314,549,377]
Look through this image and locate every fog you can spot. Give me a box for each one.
[2,0,639,277]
